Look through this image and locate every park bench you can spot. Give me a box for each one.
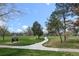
[11,35,19,43]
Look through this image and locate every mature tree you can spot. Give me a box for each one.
[73,18,79,36]
[74,18,79,26]
[69,4,79,36]
[32,21,43,38]
[46,11,63,43]
[55,3,74,41]
[0,3,21,40]
[69,4,79,16]
[0,26,9,40]
[54,3,79,41]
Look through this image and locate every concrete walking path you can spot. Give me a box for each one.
[0,37,79,52]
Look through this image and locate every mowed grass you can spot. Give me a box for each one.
[0,48,79,56]
[43,36,79,49]
[0,36,44,46]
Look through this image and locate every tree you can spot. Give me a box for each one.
[74,18,79,26]
[73,18,79,36]
[0,3,21,40]
[47,3,79,41]
[32,21,43,38]
[0,26,9,40]
[46,11,63,43]
[69,4,79,16]
[0,4,21,21]
[55,3,73,41]
[54,3,79,41]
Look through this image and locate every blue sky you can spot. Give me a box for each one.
[7,3,55,33]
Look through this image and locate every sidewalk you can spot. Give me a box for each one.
[0,37,79,52]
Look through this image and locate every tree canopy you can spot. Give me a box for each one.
[32,21,43,38]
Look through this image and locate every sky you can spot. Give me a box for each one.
[1,3,56,33]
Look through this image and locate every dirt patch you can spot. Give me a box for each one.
[43,38,79,49]
[43,39,62,47]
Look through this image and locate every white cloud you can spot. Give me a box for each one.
[8,27,23,33]
[8,27,14,33]
[22,25,28,30]
[17,25,29,33]
[0,20,6,27]
[43,27,48,34]
[16,29,23,33]
[8,25,29,33]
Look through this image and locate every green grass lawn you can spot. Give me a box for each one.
[0,36,44,46]
[0,48,79,56]
[43,36,79,49]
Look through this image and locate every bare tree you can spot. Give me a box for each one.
[0,3,22,40]
[0,25,8,40]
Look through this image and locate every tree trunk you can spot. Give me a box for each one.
[2,31,5,40]
[63,14,67,41]
[57,29,63,43]
[38,35,40,39]
[59,33,63,43]
[3,33,5,40]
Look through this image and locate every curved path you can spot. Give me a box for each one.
[1,37,79,52]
